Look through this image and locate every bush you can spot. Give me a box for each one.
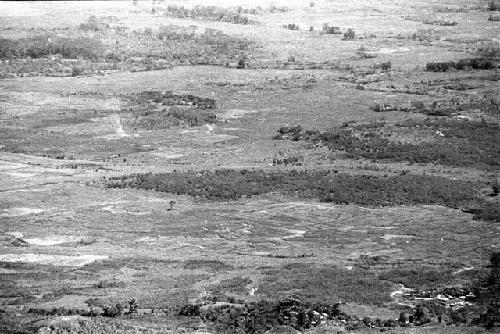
[488,1,500,11]
[79,16,109,32]
[237,59,245,69]
[71,66,82,77]
[342,28,356,40]
[472,203,500,222]
[322,24,341,34]
[284,23,299,30]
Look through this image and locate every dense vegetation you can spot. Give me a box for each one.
[0,24,256,77]
[160,5,256,24]
[426,58,496,72]
[122,91,217,129]
[259,264,393,305]
[275,119,500,169]
[107,170,477,206]
[0,35,104,60]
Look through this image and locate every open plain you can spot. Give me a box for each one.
[0,1,499,333]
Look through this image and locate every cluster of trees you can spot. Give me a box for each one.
[162,5,256,25]
[426,58,495,72]
[0,35,104,60]
[107,169,478,209]
[275,119,499,169]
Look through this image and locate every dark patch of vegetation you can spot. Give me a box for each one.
[161,5,256,25]
[272,151,303,166]
[466,202,500,222]
[426,58,496,72]
[275,119,500,169]
[213,277,252,294]
[178,303,201,316]
[378,268,455,290]
[199,297,345,333]
[79,15,109,32]
[93,279,126,289]
[259,264,393,305]
[473,252,500,328]
[284,23,299,30]
[126,91,216,109]
[488,1,500,11]
[28,306,98,317]
[423,19,457,26]
[322,24,341,34]
[107,169,478,207]
[128,106,217,129]
[183,259,233,272]
[0,35,104,60]
[273,125,303,141]
[122,91,217,129]
[0,25,256,77]
[342,28,356,40]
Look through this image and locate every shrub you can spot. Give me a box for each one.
[342,28,356,40]
[284,23,299,30]
[178,304,200,316]
[322,24,341,34]
[79,16,109,32]
[237,59,245,69]
[380,61,391,70]
[472,203,500,222]
[102,303,124,317]
[71,66,82,77]
[488,1,500,11]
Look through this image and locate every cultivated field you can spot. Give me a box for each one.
[0,1,499,333]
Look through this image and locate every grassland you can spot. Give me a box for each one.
[0,0,499,333]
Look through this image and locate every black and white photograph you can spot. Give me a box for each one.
[0,0,499,333]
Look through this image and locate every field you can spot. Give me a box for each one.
[0,0,499,333]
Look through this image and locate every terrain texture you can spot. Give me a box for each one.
[0,1,499,333]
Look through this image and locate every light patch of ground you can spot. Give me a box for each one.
[5,232,24,238]
[219,109,259,122]
[282,229,307,239]
[152,148,185,159]
[34,295,89,310]
[381,234,416,241]
[378,47,411,54]
[0,207,45,217]
[23,235,82,246]
[0,253,108,266]
[101,205,150,216]
[5,171,39,178]
[454,266,474,275]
